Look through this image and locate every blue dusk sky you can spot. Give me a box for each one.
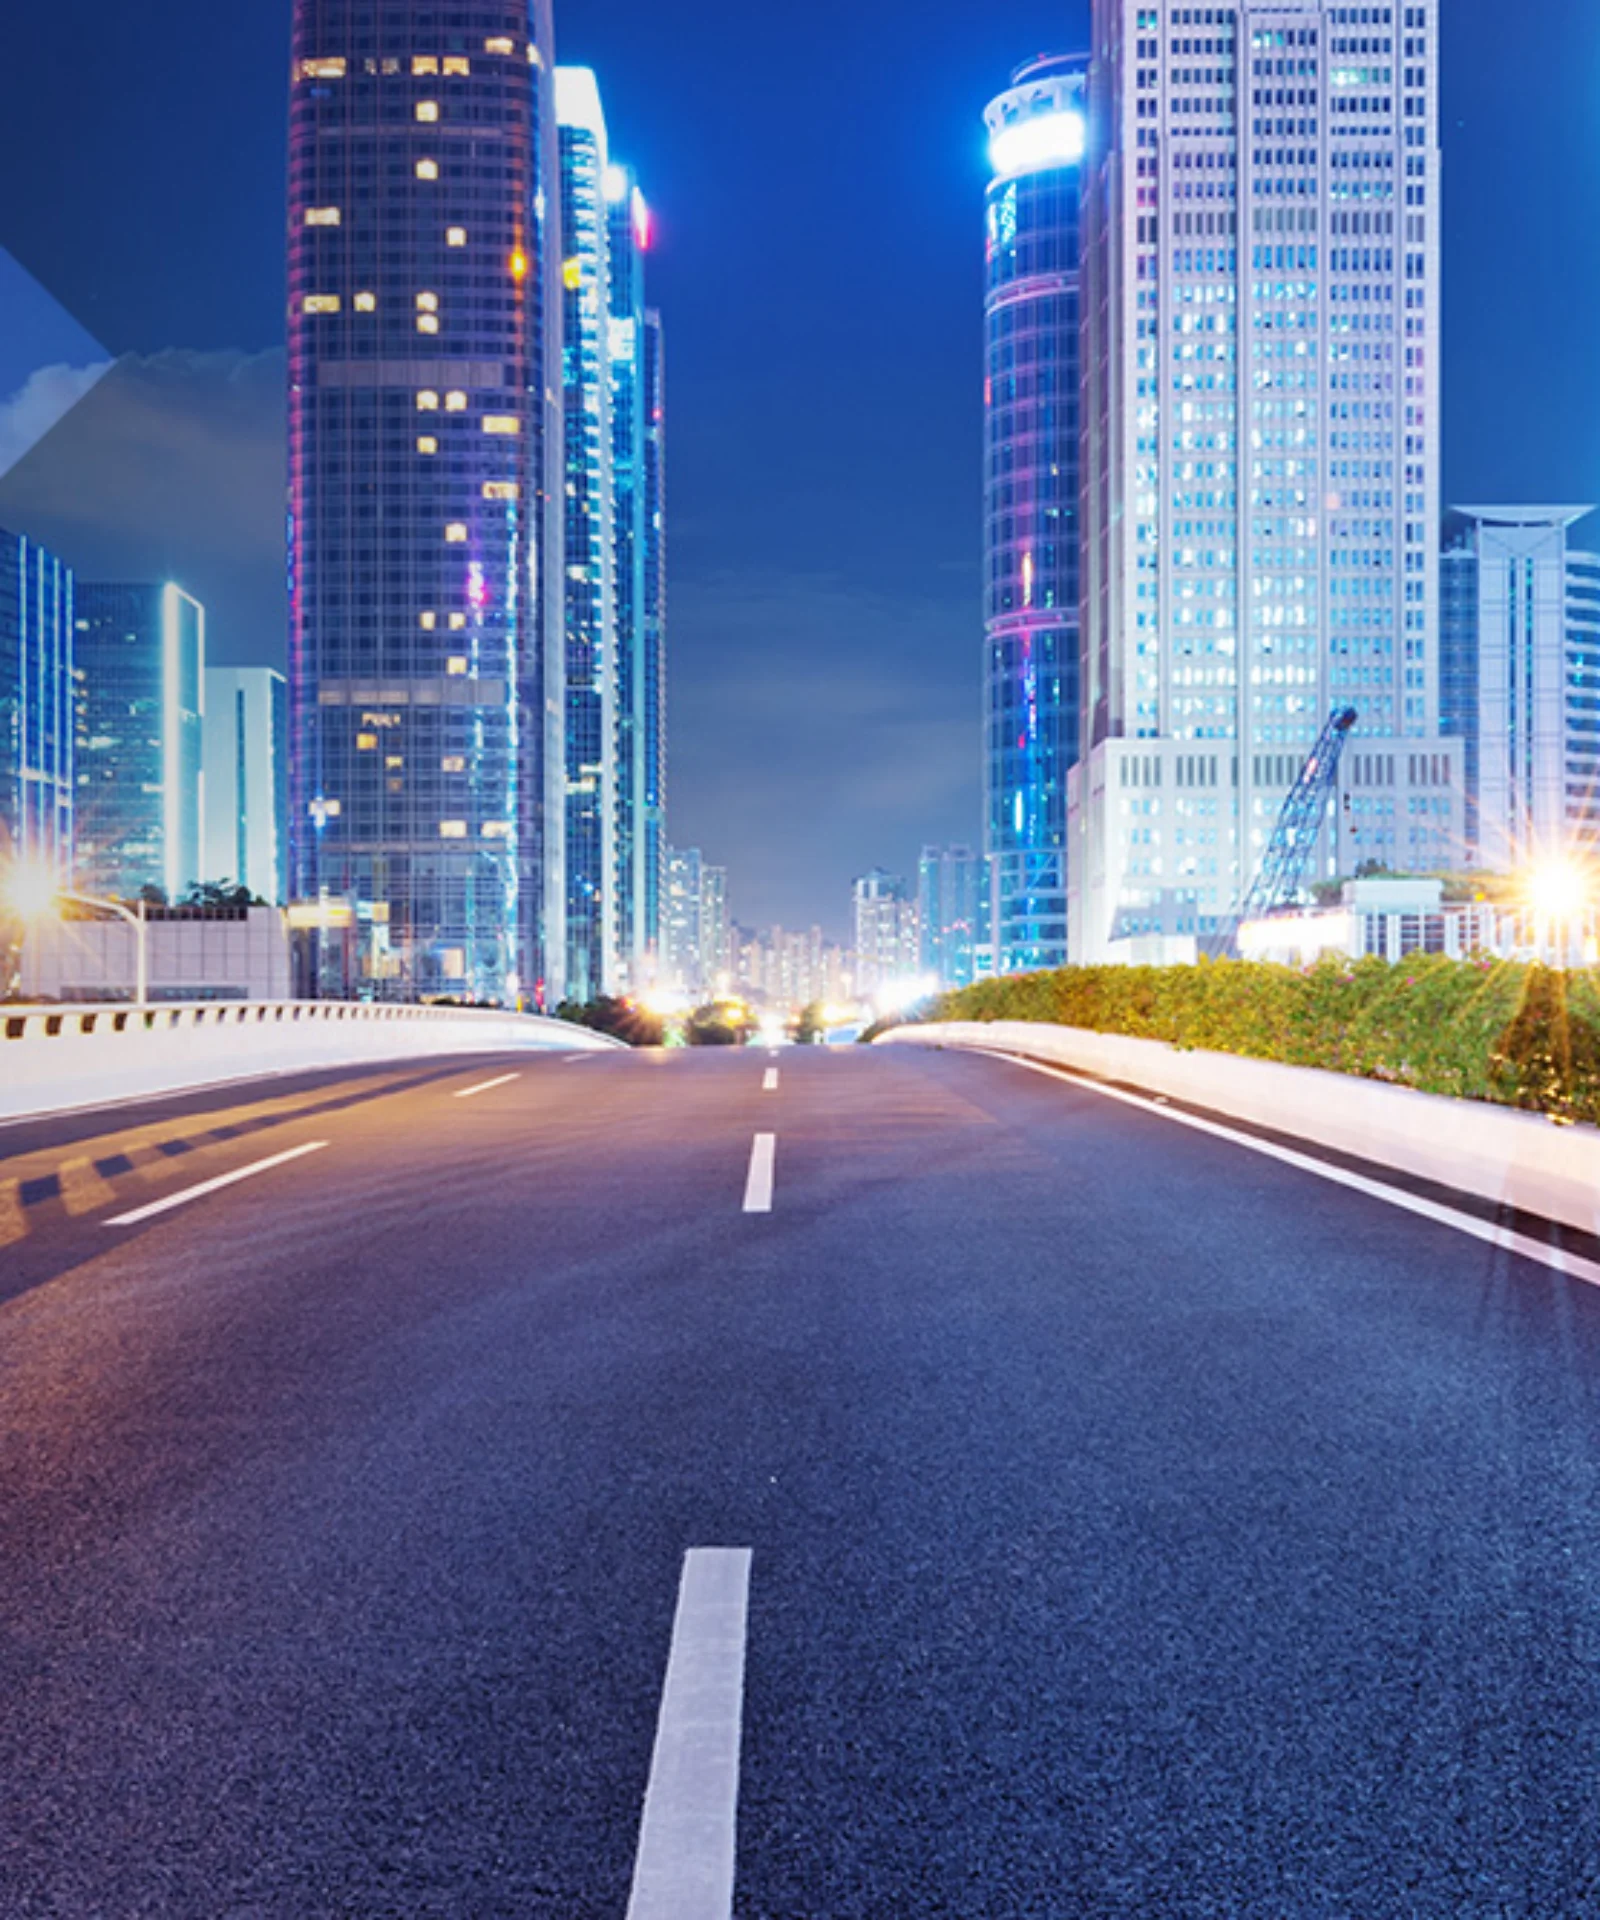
[0,0,1595,935]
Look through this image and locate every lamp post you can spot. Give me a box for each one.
[57,892,150,1008]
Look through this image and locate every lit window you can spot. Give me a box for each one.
[446,226,468,247]
[356,733,378,751]
[416,314,440,334]
[485,36,515,55]
[300,57,347,79]
[482,415,519,435]
[416,390,440,411]
[562,258,582,291]
[482,481,519,500]
[416,158,439,181]
[445,390,468,412]
[416,291,439,311]
[510,248,529,282]
[417,435,439,455]
[416,100,439,122]
[354,291,377,312]
[412,55,439,75]
[529,44,541,67]
[419,612,438,632]
[439,821,468,839]
[444,523,468,543]
[483,822,512,839]
[303,294,341,314]
[385,755,404,770]
[446,657,469,675]
[304,206,341,227]
[449,613,467,631]
[443,56,470,75]
[441,756,466,773]
[321,799,342,818]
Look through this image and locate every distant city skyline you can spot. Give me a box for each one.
[0,0,1596,939]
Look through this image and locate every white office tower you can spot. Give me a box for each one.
[203,667,288,904]
[1442,508,1600,871]
[1074,0,1460,961]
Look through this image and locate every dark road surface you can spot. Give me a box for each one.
[2,1044,1599,1916]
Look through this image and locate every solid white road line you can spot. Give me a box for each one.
[453,1072,520,1100]
[762,1069,779,1093]
[104,1142,330,1228]
[626,1548,753,1920]
[993,1051,1600,1290]
[743,1134,776,1214]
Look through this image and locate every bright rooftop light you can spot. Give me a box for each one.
[989,108,1086,180]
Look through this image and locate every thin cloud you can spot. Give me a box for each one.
[0,360,113,479]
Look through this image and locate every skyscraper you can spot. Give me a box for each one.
[852,869,920,996]
[557,68,618,1004]
[1441,507,1600,870]
[641,308,668,982]
[606,162,658,984]
[287,2,565,1004]
[0,528,73,884]
[74,583,205,902]
[204,666,290,904]
[918,844,993,988]
[1074,0,1458,960]
[984,56,1088,974]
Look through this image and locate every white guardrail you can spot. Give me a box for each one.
[0,1000,624,1121]
[881,1020,1600,1243]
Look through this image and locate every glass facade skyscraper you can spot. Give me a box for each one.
[0,528,74,884]
[1441,506,1600,869]
[557,69,661,999]
[287,0,565,1004]
[74,583,205,902]
[557,69,618,1002]
[204,666,290,904]
[641,308,667,972]
[1073,0,1458,959]
[984,56,1087,975]
[607,164,653,981]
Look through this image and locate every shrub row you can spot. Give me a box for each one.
[935,957,1600,1125]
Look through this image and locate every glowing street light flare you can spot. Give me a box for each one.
[2,860,63,921]
[1528,858,1589,925]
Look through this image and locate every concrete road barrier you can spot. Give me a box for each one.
[0,1000,624,1121]
[882,1020,1600,1243]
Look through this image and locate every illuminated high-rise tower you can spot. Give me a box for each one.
[287,2,565,1004]
[0,528,74,885]
[556,68,617,1002]
[74,583,205,902]
[606,162,661,984]
[1074,0,1456,959]
[557,70,662,999]
[983,56,1088,974]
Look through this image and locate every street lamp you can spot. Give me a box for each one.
[2,863,150,1007]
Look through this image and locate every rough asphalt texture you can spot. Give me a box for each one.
[1,1045,1598,1916]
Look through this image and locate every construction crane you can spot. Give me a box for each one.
[1228,705,1359,947]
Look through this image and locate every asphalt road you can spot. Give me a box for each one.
[3,1042,1600,1916]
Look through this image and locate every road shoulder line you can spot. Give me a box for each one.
[987,1049,1600,1288]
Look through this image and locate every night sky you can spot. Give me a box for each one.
[0,0,1595,936]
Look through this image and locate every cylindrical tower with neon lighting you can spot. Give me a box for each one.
[983,54,1088,973]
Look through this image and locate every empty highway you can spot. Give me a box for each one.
[2,1042,1599,1916]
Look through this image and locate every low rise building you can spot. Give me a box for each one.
[21,903,291,1003]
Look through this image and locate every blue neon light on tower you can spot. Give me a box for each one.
[983,55,1088,973]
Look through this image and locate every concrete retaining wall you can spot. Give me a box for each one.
[882,1020,1600,1241]
[0,1000,623,1121]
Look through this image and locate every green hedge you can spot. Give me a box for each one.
[935,957,1600,1124]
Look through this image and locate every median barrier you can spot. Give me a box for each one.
[0,1000,623,1121]
[880,1020,1600,1243]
